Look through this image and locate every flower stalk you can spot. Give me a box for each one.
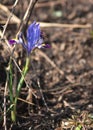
[8,21,50,122]
[11,56,30,122]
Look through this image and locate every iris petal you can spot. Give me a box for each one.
[9,39,17,45]
[9,21,50,54]
[44,44,51,48]
[27,22,42,52]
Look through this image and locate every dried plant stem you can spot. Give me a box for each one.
[17,0,38,36]
[1,0,19,39]
[37,79,49,111]
[0,3,20,25]
[3,81,8,130]
[18,97,35,105]
[23,0,38,32]
[39,22,91,29]
[17,0,33,35]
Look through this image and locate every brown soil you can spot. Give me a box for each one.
[0,0,93,130]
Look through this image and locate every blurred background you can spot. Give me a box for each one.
[0,0,93,130]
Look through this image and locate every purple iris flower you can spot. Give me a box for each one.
[9,21,50,54]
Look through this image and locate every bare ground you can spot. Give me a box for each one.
[0,0,93,130]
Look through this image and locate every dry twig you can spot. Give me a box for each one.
[0,3,20,25]
[3,80,8,130]
[17,0,38,36]
[39,22,91,29]
[1,0,19,39]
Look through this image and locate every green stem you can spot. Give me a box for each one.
[8,58,13,103]
[16,57,30,97]
[7,58,15,122]
[12,56,30,122]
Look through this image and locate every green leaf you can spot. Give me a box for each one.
[75,125,82,130]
